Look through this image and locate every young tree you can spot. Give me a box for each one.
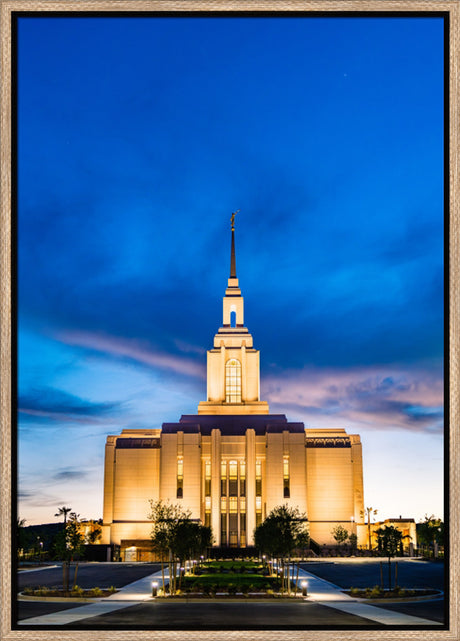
[331,525,349,549]
[53,511,85,592]
[254,504,309,594]
[148,500,209,595]
[375,525,405,590]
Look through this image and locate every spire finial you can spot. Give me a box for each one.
[230,210,239,278]
[231,209,239,231]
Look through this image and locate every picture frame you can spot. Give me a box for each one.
[1,1,458,639]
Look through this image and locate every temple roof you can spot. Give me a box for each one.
[162,414,305,436]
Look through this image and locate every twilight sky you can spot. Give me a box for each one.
[17,14,445,526]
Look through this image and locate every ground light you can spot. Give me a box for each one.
[301,580,308,597]
[151,581,158,597]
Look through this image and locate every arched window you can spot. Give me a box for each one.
[230,304,237,328]
[225,359,241,403]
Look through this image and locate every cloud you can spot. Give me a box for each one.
[18,387,122,425]
[262,364,444,434]
[56,330,206,380]
[52,468,87,481]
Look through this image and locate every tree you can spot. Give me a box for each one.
[348,532,358,553]
[360,507,378,550]
[55,506,72,526]
[331,525,349,548]
[417,515,444,555]
[148,500,212,595]
[85,521,102,544]
[375,525,406,590]
[53,511,85,592]
[54,506,72,590]
[17,518,30,560]
[254,504,309,594]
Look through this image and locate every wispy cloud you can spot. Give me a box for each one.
[18,387,122,425]
[262,365,443,434]
[56,331,206,380]
[52,468,88,481]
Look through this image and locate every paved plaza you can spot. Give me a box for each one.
[16,558,445,629]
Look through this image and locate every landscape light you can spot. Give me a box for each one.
[151,581,158,597]
[301,580,308,597]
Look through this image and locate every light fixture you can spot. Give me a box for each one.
[151,581,158,597]
[301,580,308,597]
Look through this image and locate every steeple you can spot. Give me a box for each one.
[230,209,238,278]
[197,211,269,415]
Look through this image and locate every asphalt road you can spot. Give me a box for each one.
[19,601,382,628]
[300,559,445,591]
[17,562,160,591]
[15,559,446,627]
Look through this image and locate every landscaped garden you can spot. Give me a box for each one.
[21,586,117,598]
[344,586,441,599]
[155,560,303,598]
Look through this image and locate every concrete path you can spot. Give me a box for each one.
[19,566,442,627]
[18,565,58,574]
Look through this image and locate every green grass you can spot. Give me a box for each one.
[182,574,280,592]
[199,561,263,572]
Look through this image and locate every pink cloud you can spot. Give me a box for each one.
[262,365,443,433]
[56,330,206,380]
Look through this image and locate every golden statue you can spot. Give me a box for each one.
[231,209,239,230]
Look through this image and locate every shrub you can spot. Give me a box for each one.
[91,587,103,597]
[108,585,117,594]
[227,584,237,595]
[370,586,382,598]
[71,585,84,596]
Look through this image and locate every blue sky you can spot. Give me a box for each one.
[17,15,444,525]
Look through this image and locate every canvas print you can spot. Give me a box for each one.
[15,12,446,631]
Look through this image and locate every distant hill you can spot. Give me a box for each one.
[21,522,63,549]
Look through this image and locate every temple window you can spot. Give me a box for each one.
[225,359,242,403]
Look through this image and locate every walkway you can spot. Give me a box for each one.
[18,566,442,626]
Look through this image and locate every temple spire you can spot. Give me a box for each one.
[230,210,239,278]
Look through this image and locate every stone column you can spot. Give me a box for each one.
[220,343,226,401]
[245,428,256,545]
[241,343,247,402]
[211,429,221,546]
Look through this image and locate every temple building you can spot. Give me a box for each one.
[101,218,367,560]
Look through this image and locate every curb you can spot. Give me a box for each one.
[347,591,444,604]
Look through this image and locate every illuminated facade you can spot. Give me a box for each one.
[101,222,367,559]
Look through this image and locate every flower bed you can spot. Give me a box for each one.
[345,586,441,599]
[21,585,117,598]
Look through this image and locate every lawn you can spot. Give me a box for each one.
[161,561,300,596]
